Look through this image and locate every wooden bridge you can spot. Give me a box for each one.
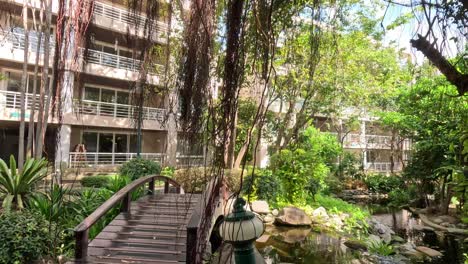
[69,175,227,264]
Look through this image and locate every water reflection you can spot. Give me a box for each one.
[256,226,360,264]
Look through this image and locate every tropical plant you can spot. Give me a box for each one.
[0,155,48,210]
[270,127,341,203]
[368,240,395,256]
[0,211,55,263]
[81,175,112,188]
[28,184,70,222]
[119,158,161,180]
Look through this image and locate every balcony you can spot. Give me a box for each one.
[330,132,411,150]
[0,29,54,65]
[176,155,205,168]
[83,49,164,84]
[92,1,168,43]
[69,152,166,168]
[366,162,403,173]
[0,90,48,121]
[73,99,165,123]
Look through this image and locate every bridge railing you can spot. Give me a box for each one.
[186,176,225,264]
[73,175,182,260]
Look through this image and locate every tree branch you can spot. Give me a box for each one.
[410,34,468,96]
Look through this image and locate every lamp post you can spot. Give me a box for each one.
[219,197,264,264]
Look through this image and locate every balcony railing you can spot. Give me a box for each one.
[84,49,164,74]
[74,99,166,123]
[330,132,410,149]
[366,162,403,172]
[0,28,55,54]
[69,152,166,168]
[93,1,168,34]
[0,90,44,110]
[176,155,205,168]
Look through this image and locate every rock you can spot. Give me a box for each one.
[438,215,459,224]
[413,224,435,232]
[432,217,444,224]
[447,227,468,236]
[311,206,329,220]
[464,237,468,243]
[256,234,271,244]
[272,209,279,216]
[274,206,312,226]
[416,246,442,258]
[399,242,424,261]
[344,240,367,251]
[263,214,275,224]
[328,214,344,230]
[441,222,451,227]
[251,200,270,214]
[391,235,405,243]
[381,233,392,244]
[367,234,381,246]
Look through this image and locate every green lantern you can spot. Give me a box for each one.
[219,197,265,264]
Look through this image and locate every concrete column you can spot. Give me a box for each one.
[360,120,367,169]
[55,124,71,171]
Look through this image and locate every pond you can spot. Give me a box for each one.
[256,209,467,264]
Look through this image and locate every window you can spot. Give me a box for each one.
[81,132,137,153]
[6,72,40,93]
[83,86,129,104]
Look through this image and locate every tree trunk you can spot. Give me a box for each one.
[27,25,42,158]
[35,0,52,159]
[226,109,238,169]
[18,2,30,170]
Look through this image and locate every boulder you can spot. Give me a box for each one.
[272,209,279,216]
[415,246,442,258]
[256,234,271,245]
[251,200,270,214]
[263,214,275,224]
[431,217,444,225]
[328,214,344,230]
[413,224,435,232]
[312,206,329,220]
[367,234,381,246]
[274,206,312,226]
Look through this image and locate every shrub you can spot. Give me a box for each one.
[0,211,54,263]
[388,188,411,208]
[368,240,395,256]
[242,169,282,205]
[81,175,112,188]
[161,166,176,177]
[119,158,161,180]
[0,155,48,210]
[364,173,404,193]
[270,127,341,203]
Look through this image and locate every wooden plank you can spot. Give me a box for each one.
[86,256,182,264]
[89,239,186,251]
[88,248,186,262]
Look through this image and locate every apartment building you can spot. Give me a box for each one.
[0,0,204,169]
[259,101,411,174]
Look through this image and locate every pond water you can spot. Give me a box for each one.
[256,209,467,264]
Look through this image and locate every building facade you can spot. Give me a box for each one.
[0,0,204,169]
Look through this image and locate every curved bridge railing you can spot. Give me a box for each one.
[73,175,183,260]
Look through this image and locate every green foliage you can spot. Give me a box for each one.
[364,174,404,193]
[368,240,395,256]
[28,185,70,222]
[388,188,411,208]
[0,211,54,263]
[81,175,112,188]
[173,167,242,193]
[242,169,283,206]
[271,127,341,203]
[161,166,175,177]
[311,194,370,237]
[336,152,364,180]
[0,155,48,210]
[119,158,161,180]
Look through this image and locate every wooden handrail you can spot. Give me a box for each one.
[74,175,182,260]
